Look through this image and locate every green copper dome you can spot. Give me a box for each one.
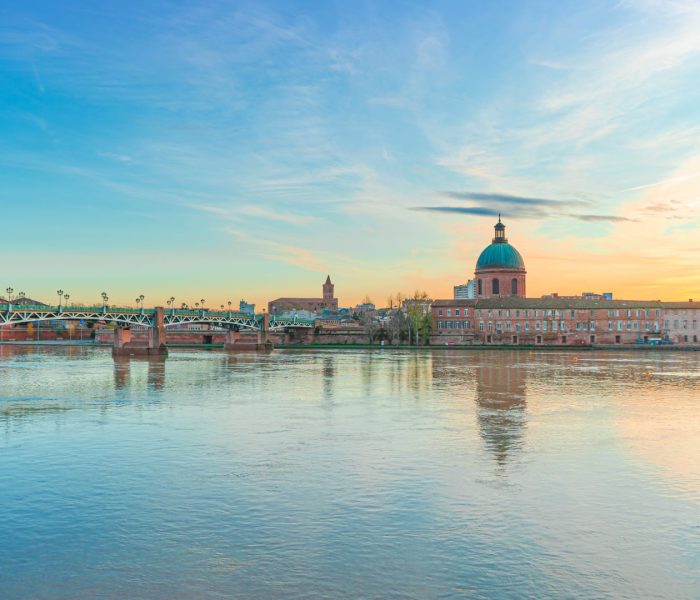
[476,243,525,270]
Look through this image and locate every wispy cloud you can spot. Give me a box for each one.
[619,172,700,192]
[569,214,637,223]
[414,190,628,222]
[185,202,314,226]
[444,191,584,208]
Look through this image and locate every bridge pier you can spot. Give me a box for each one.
[224,314,273,353]
[112,307,168,357]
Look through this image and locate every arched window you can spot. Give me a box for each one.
[492,279,500,295]
[477,279,482,295]
[511,278,518,295]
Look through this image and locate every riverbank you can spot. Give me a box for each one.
[1,340,699,352]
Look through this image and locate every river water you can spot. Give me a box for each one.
[0,346,698,599]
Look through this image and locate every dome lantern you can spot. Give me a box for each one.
[493,214,507,243]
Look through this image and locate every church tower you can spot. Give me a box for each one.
[323,275,334,301]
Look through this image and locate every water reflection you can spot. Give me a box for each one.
[473,352,527,467]
[432,351,527,468]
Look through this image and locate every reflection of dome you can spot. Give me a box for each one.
[476,243,525,270]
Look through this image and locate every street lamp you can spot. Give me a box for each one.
[57,289,64,308]
[195,302,200,309]
[170,297,175,314]
[6,287,13,302]
[101,292,108,308]
[200,299,205,309]
[63,294,70,305]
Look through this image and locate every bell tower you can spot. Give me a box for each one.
[323,275,334,301]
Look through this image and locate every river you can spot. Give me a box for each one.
[1,346,698,599]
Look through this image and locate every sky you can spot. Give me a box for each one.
[1,0,699,308]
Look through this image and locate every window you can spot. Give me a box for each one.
[543,322,548,331]
[447,309,451,317]
[617,321,623,331]
[455,309,460,316]
[478,279,483,295]
[438,321,444,329]
[496,321,502,331]
[479,321,484,331]
[525,322,530,331]
[576,322,581,331]
[608,321,613,331]
[506,321,511,331]
[492,279,500,295]
[515,323,521,332]
[438,309,443,316]
[561,321,567,331]
[590,322,595,331]
[511,278,518,295]
[488,321,493,331]
[552,321,558,331]
[515,310,520,317]
[536,321,541,330]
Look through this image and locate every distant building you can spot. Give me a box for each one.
[354,302,376,313]
[268,276,339,315]
[431,219,700,346]
[543,292,614,301]
[239,300,255,315]
[454,280,476,300]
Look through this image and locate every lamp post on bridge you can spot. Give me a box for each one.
[170,297,175,315]
[139,294,145,313]
[63,294,71,341]
[6,287,13,303]
[57,289,64,310]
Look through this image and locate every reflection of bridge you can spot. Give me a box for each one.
[0,304,315,356]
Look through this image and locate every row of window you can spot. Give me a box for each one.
[437,320,665,332]
[436,307,668,319]
[666,319,699,330]
[476,278,518,296]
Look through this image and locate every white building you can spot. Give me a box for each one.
[454,280,476,300]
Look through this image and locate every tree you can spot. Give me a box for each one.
[405,290,432,345]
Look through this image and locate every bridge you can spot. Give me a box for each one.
[0,304,315,356]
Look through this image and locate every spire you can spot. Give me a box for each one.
[325,275,332,284]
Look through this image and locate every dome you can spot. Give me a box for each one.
[476,242,525,270]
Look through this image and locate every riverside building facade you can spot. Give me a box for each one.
[432,220,699,346]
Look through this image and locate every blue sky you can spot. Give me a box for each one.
[1,0,699,306]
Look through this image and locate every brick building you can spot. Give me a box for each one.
[268,275,338,315]
[432,220,699,346]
